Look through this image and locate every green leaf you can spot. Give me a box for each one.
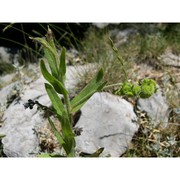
[45,83,65,117]
[49,154,66,157]
[30,36,58,78]
[139,78,157,98]
[140,84,155,98]
[70,68,106,113]
[44,47,58,78]
[96,68,104,82]
[60,111,76,156]
[58,47,66,82]
[119,82,133,96]
[37,153,51,158]
[79,147,104,157]
[40,59,68,96]
[132,85,141,96]
[30,37,51,49]
[48,117,65,146]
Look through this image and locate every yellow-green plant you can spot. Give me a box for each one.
[29,27,107,157]
[107,37,157,99]
[116,79,157,98]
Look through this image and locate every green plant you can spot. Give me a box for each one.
[107,38,157,98]
[115,79,157,98]
[23,27,157,157]
[27,27,107,157]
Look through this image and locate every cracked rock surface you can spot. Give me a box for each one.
[75,92,139,157]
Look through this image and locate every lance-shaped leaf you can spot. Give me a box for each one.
[70,68,107,113]
[60,111,76,156]
[58,47,66,82]
[48,117,65,146]
[44,47,58,78]
[30,37,58,77]
[79,147,104,157]
[40,59,68,96]
[48,104,75,156]
[45,83,65,117]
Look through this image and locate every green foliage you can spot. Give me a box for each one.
[116,78,157,99]
[30,27,106,157]
[139,78,157,98]
[27,25,157,157]
[40,60,68,96]
[70,68,107,113]
[45,83,65,116]
[79,147,104,157]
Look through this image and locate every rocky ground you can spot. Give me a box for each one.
[0,24,180,157]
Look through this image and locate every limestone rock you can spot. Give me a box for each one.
[0,47,19,63]
[0,76,49,157]
[159,52,180,67]
[75,92,139,157]
[0,64,139,157]
[0,64,95,157]
[137,86,169,128]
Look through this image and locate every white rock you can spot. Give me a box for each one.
[0,64,95,157]
[137,86,169,128]
[0,79,49,157]
[159,52,180,67]
[0,47,11,63]
[0,64,139,157]
[0,73,16,87]
[0,47,19,63]
[75,92,139,157]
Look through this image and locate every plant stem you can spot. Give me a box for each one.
[108,37,128,81]
[103,82,122,89]
[63,93,73,125]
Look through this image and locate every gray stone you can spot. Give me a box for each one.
[159,52,180,67]
[0,73,16,88]
[0,64,140,157]
[0,76,49,157]
[75,92,139,157]
[137,86,169,128]
[0,81,19,106]
[0,47,19,63]
[0,64,96,157]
